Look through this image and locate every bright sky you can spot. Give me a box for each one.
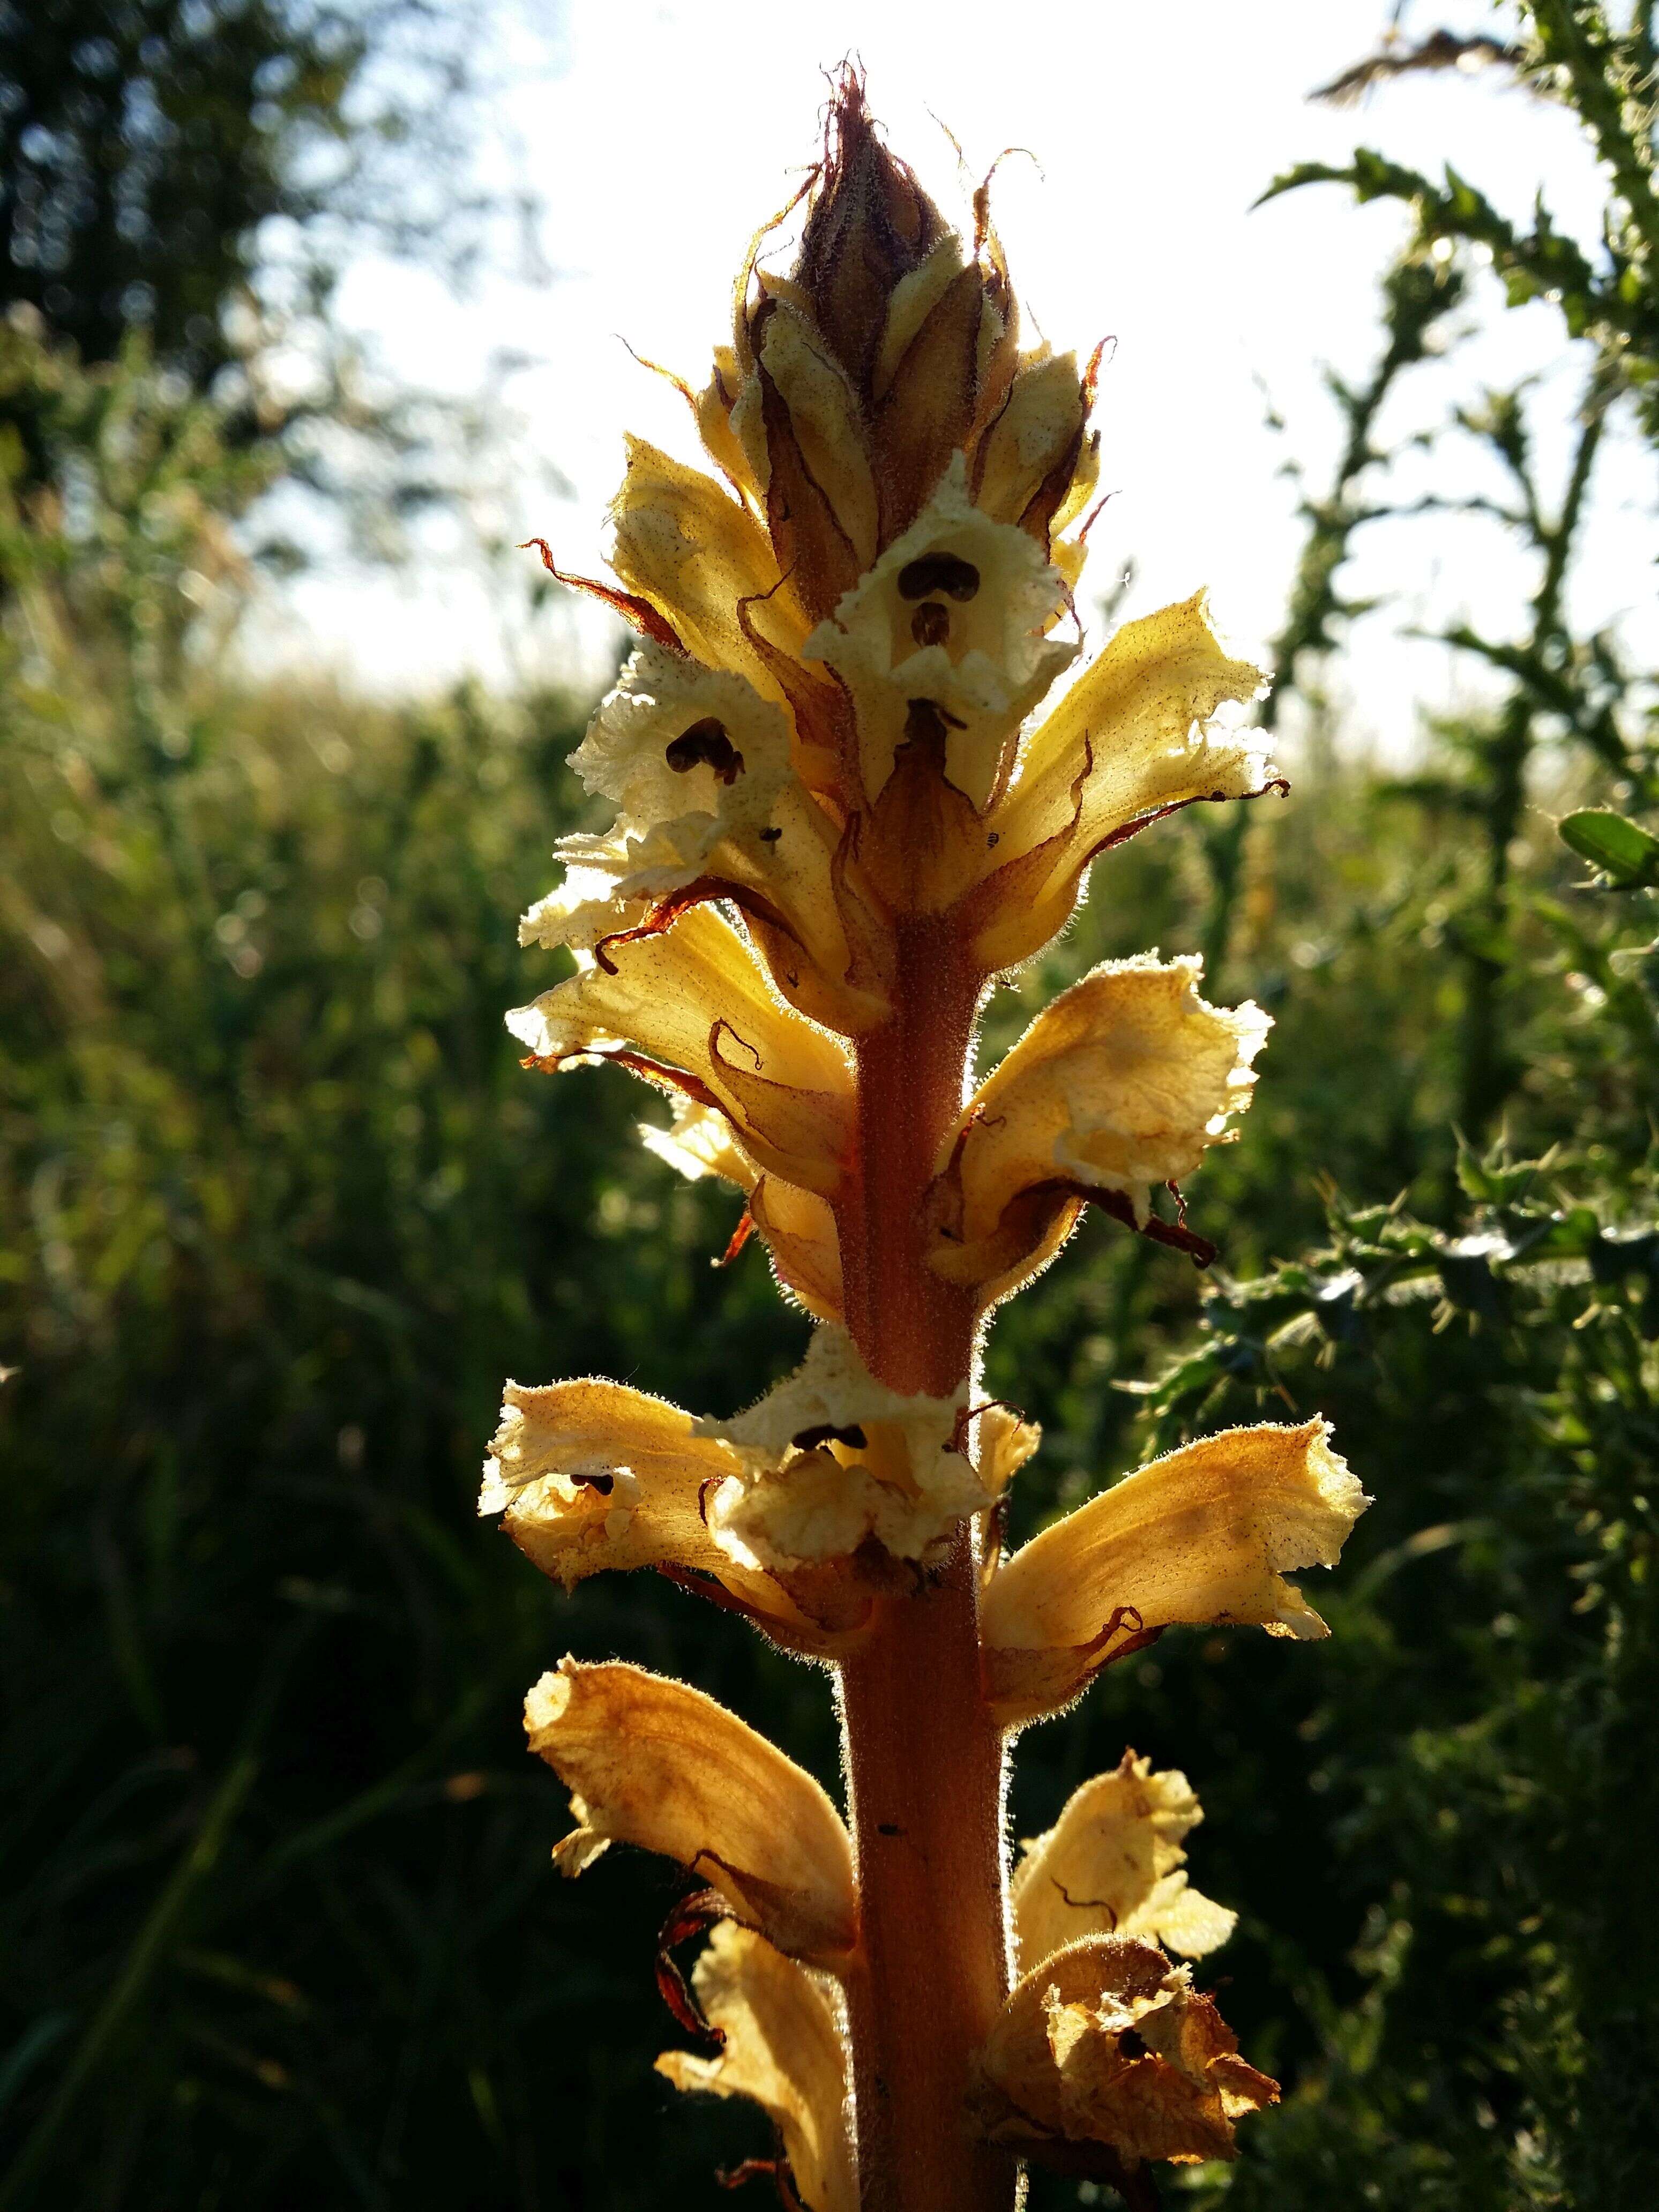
[263,0,1657,758]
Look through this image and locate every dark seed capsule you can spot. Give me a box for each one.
[790,1422,868,1452]
[910,600,951,649]
[665,717,744,784]
[896,551,981,602]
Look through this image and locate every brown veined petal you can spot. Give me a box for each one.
[525,1659,857,1964]
[968,1935,1278,2171]
[608,436,808,694]
[871,233,967,403]
[982,1419,1369,1728]
[803,455,1077,813]
[926,956,1268,1306]
[758,301,879,572]
[972,349,1088,536]
[973,595,1275,971]
[507,903,854,1197]
[1011,1752,1237,1974]
[656,1922,857,2212]
[873,261,987,541]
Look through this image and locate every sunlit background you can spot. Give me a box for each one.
[265,0,1656,755]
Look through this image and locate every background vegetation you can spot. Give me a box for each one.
[2,5,1655,2208]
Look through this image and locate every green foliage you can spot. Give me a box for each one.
[1559,805,1659,886]
[0,0,497,382]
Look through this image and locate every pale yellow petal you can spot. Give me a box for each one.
[506,904,855,1195]
[548,641,888,1035]
[928,955,1268,1305]
[568,641,794,827]
[525,1658,857,1963]
[974,595,1273,969]
[983,1420,1369,1727]
[700,1326,996,1565]
[802,454,1076,812]
[759,302,879,569]
[656,1922,856,2212]
[608,437,806,693]
[638,1095,758,1191]
[970,1935,1277,2168]
[1012,1752,1236,1972]
[973,350,1087,530]
[748,1174,845,1323]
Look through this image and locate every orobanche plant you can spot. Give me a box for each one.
[484,76,1368,2212]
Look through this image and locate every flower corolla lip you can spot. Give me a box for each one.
[802,454,1077,811]
[982,1418,1370,1727]
[696,1326,1028,1567]
[1011,1751,1237,1974]
[525,1657,857,1965]
[926,953,1270,1309]
[655,1920,856,2212]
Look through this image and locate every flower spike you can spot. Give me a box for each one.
[497,73,1361,2211]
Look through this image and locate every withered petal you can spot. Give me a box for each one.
[1012,1751,1236,1973]
[983,1419,1369,1727]
[656,1922,856,2212]
[969,1935,1277,2169]
[525,1658,857,1964]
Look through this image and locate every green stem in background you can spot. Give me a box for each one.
[1201,256,1464,990]
[832,927,1016,2212]
[0,1750,259,2212]
[1457,392,1605,1136]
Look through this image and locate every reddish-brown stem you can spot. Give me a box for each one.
[832,922,1018,2212]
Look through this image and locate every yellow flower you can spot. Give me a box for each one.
[524,1658,856,1966]
[525,639,893,1037]
[656,1922,856,2212]
[802,455,1078,821]
[508,903,854,1199]
[982,1419,1369,1728]
[968,594,1275,973]
[484,1328,1038,1645]
[1012,1752,1237,1974]
[927,955,1270,1309]
[968,1934,1278,2173]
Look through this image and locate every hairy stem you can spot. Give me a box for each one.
[833,923,1017,2212]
